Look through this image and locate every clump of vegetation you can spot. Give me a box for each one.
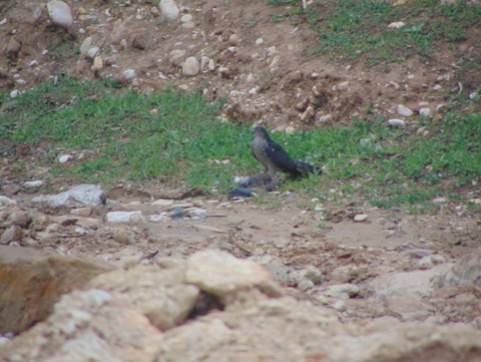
[1,76,480,210]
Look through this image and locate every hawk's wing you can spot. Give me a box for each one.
[265,141,301,176]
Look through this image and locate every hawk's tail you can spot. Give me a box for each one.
[293,160,321,178]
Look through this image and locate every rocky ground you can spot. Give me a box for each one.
[1,0,481,361]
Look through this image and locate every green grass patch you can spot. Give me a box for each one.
[1,77,480,208]
[268,0,481,63]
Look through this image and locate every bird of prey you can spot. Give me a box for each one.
[251,126,317,188]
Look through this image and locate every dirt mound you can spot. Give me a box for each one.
[0,0,465,129]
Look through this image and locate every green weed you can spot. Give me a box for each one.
[1,77,480,209]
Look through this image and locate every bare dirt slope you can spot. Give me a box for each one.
[1,0,470,129]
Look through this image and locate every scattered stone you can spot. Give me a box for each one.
[316,114,332,125]
[23,180,44,190]
[388,21,405,29]
[79,37,93,56]
[255,37,264,45]
[106,211,145,224]
[182,21,195,29]
[186,250,280,299]
[149,213,167,222]
[418,255,445,269]
[0,225,23,245]
[58,154,73,164]
[9,90,20,98]
[169,49,186,66]
[160,0,180,20]
[322,283,360,299]
[152,199,174,207]
[333,300,346,312]
[47,0,74,29]
[300,265,323,285]
[113,227,131,244]
[200,56,215,72]
[354,214,368,222]
[0,196,17,206]
[298,278,314,291]
[91,56,104,72]
[397,104,413,117]
[70,207,92,217]
[387,118,406,127]
[432,197,447,204]
[86,46,99,60]
[122,68,137,81]
[180,14,193,23]
[182,57,200,76]
[9,210,30,228]
[419,107,431,117]
[28,60,39,68]
[32,184,106,208]
[6,37,21,58]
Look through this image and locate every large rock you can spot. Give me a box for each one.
[433,252,481,292]
[46,0,73,29]
[89,262,199,330]
[0,289,162,362]
[32,184,106,208]
[182,56,200,76]
[160,0,179,20]
[158,295,481,361]
[0,246,110,334]
[186,250,280,300]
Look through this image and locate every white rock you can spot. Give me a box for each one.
[160,0,179,20]
[152,199,174,207]
[388,21,405,29]
[418,255,445,269]
[419,107,431,117]
[47,0,74,29]
[317,114,332,124]
[0,18,7,26]
[182,57,200,76]
[354,214,368,222]
[91,56,103,72]
[10,90,20,98]
[80,37,93,56]
[255,37,264,45]
[169,49,186,66]
[186,250,279,298]
[333,300,346,312]
[180,14,192,23]
[87,47,99,59]
[397,104,413,117]
[387,118,406,127]
[432,197,447,204]
[106,211,145,224]
[182,21,195,29]
[298,279,314,291]
[322,283,360,299]
[122,68,136,81]
[32,184,105,207]
[24,180,44,189]
[0,196,16,206]
[149,213,167,222]
[58,154,73,164]
[266,46,277,56]
[200,56,214,72]
[29,60,39,67]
